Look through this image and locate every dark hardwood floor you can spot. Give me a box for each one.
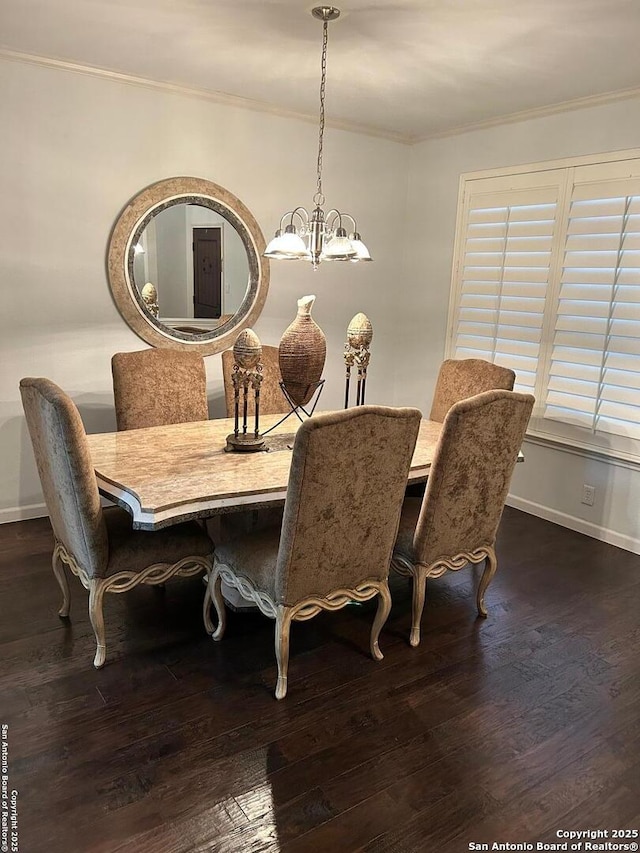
[1,508,639,852]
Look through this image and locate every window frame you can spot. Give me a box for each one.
[445,147,640,468]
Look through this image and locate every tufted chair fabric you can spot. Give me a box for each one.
[112,349,209,431]
[222,344,288,417]
[206,405,422,699]
[20,377,213,668]
[429,358,515,423]
[393,389,534,646]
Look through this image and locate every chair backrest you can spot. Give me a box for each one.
[222,344,288,417]
[112,349,208,430]
[275,406,422,605]
[429,358,515,422]
[20,378,109,578]
[414,390,534,567]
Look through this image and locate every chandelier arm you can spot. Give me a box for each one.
[325,209,343,234]
[339,212,358,233]
[278,208,309,231]
[290,207,310,228]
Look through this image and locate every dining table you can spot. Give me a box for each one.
[86,411,444,531]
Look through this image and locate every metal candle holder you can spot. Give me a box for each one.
[343,313,373,408]
[225,329,266,452]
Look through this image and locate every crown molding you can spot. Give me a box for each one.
[415,84,640,143]
[4,47,640,147]
[0,48,411,145]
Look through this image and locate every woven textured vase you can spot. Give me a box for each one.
[278,295,326,407]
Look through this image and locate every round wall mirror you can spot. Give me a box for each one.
[107,177,270,354]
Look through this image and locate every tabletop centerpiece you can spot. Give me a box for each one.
[343,312,373,407]
[225,329,266,452]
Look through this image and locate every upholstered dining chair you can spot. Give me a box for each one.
[204,405,422,699]
[20,377,214,668]
[429,358,516,422]
[393,389,534,647]
[222,344,288,417]
[112,349,209,430]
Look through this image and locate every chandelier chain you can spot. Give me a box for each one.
[314,19,329,207]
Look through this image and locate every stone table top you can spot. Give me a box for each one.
[86,413,443,530]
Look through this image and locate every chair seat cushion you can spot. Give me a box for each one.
[214,523,282,600]
[104,507,213,576]
[393,496,422,564]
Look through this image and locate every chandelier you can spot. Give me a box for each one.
[263,6,372,271]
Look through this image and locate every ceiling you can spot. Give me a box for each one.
[2,0,640,141]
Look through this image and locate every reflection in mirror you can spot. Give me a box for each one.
[132,203,250,334]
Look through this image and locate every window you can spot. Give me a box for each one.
[447,152,640,463]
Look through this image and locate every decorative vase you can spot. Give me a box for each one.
[226,328,265,453]
[278,295,326,407]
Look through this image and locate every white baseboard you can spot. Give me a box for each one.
[506,494,640,556]
[0,502,48,525]
[0,496,116,526]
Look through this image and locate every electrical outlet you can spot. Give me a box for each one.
[581,484,596,506]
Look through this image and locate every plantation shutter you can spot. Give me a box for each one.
[544,178,640,442]
[448,153,640,461]
[452,182,560,395]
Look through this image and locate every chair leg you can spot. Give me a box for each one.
[88,579,107,669]
[370,580,392,661]
[477,548,498,617]
[203,572,215,635]
[52,546,70,618]
[274,607,293,700]
[410,567,427,647]
[210,571,227,641]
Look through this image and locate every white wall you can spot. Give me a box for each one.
[0,57,409,521]
[402,96,640,553]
